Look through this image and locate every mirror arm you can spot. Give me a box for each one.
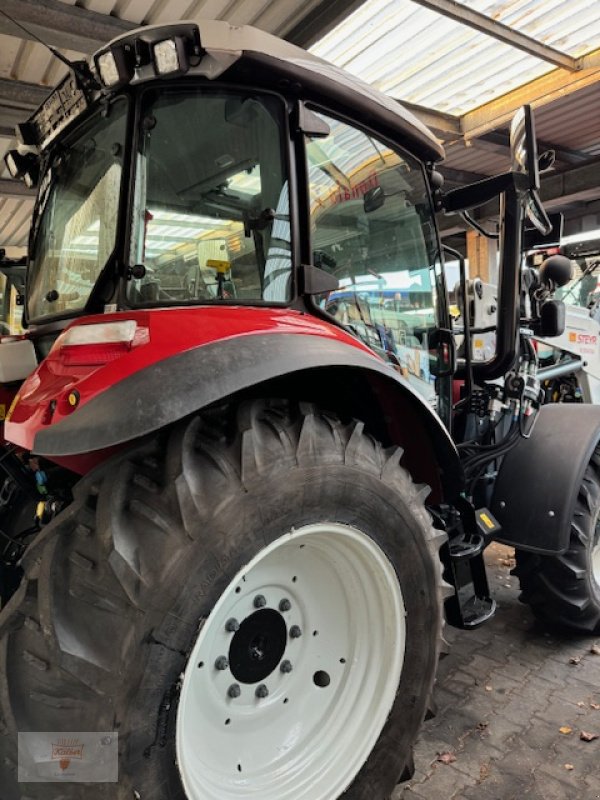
[444,244,473,400]
[470,184,521,381]
[442,172,514,213]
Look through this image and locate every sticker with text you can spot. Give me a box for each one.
[18,732,118,783]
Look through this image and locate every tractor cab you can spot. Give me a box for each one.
[5,21,458,430]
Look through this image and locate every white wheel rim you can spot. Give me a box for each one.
[592,532,600,587]
[176,522,406,800]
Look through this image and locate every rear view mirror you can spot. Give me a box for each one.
[510,105,539,191]
[510,105,552,235]
[363,186,385,213]
[538,299,565,337]
[522,212,563,251]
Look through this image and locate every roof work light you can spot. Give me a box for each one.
[4,150,37,180]
[153,37,190,75]
[94,45,136,89]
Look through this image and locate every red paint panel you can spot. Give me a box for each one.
[5,307,371,463]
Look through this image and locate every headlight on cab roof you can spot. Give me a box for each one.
[4,150,22,179]
[97,52,120,87]
[4,150,39,186]
[153,37,189,75]
[94,44,136,89]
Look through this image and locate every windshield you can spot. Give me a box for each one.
[128,89,291,305]
[28,99,128,321]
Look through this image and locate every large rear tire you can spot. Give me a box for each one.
[0,400,446,799]
[514,446,600,634]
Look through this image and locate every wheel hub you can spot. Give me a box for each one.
[229,608,287,684]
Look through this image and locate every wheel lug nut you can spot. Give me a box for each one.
[225,618,240,632]
[228,683,241,698]
[280,660,293,673]
[254,594,267,609]
[279,598,291,612]
[255,684,269,698]
[289,625,302,639]
[215,656,229,670]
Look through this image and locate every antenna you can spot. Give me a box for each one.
[0,8,99,91]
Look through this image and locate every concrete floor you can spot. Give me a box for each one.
[395,543,600,800]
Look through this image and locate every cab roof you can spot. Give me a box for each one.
[118,20,444,162]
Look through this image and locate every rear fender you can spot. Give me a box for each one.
[491,404,600,554]
[33,333,462,502]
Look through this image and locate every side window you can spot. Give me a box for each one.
[306,112,441,400]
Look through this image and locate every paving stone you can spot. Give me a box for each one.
[460,767,531,800]
[535,651,596,685]
[552,735,600,774]
[449,738,504,781]
[571,655,600,686]
[487,658,532,682]
[475,713,523,750]
[551,678,600,708]
[528,771,589,800]
[392,786,428,800]
[534,759,591,795]
[442,667,479,688]
[583,773,600,798]
[531,695,588,734]
[460,653,510,680]
[403,762,478,799]
[432,685,464,713]
[495,681,555,725]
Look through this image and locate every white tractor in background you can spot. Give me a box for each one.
[532,240,600,405]
[460,231,600,407]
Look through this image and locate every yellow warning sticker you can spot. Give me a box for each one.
[0,404,6,421]
[479,512,495,530]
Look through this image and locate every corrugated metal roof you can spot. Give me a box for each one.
[535,82,600,156]
[310,0,600,115]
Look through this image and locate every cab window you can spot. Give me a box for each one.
[306,111,443,400]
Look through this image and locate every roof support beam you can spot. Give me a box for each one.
[0,78,51,137]
[399,101,461,140]
[540,156,600,209]
[473,131,589,167]
[0,0,134,54]
[0,107,26,139]
[0,179,35,199]
[462,48,600,139]
[0,77,50,110]
[410,0,578,71]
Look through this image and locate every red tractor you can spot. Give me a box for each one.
[1,20,599,800]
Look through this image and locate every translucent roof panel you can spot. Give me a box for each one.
[470,0,600,57]
[310,0,600,115]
